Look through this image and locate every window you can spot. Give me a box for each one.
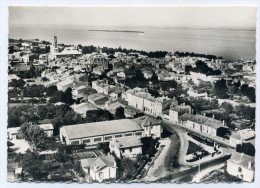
[122,149,125,153]
[238,167,242,173]
[94,137,102,142]
[129,147,132,152]
[125,133,133,137]
[135,132,142,136]
[151,126,153,129]
[71,140,80,145]
[115,134,122,138]
[83,139,91,144]
[98,172,104,179]
[104,136,113,141]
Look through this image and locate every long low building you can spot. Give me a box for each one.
[60,119,144,145]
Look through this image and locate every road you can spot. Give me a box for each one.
[141,120,232,182]
[141,133,180,182]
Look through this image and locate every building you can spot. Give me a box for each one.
[178,113,225,137]
[187,88,208,98]
[88,93,109,106]
[109,136,143,159]
[123,88,175,117]
[80,155,117,182]
[57,79,74,91]
[227,152,254,182]
[71,102,97,117]
[60,119,143,145]
[39,124,54,137]
[8,123,54,139]
[134,115,162,138]
[7,127,21,140]
[229,129,255,147]
[168,104,192,123]
[92,79,117,95]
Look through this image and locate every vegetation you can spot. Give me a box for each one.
[236,143,255,157]
[174,51,222,60]
[213,79,229,99]
[19,123,47,149]
[114,106,126,120]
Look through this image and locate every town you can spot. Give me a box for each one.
[7,36,256,183]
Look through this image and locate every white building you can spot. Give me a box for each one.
[123,88,175,117]
[109,136,143,159]
[229,129,255,147]
[227,152,254,182]
[92,79,116,95]
[134,115,162,138]
[80,155,117,182]
[60,119,143,145]
[57,79,74,91]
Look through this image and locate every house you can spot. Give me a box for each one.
[57,79,74,91]
[92,79,117,95]
[11,63,31,78]
[178,113,225,137]
[109,136,143,159]
[187,88,208,98]
[7,127,21,140]
[134,115,162,138]
[80,155,117,182]
[141,68,153,79]
[60,119,143,145]
[229,129,255,147]
[117,69,136,79]
[168,104,192,123]
[88,93,109,106]
[71,102,97,117]
[8,124,54,139]
[123,87,175,117]
[227,152,254,182]
[93,66,106,75]
[39,124,54,137]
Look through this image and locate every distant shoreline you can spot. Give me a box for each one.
[88,29,144,34]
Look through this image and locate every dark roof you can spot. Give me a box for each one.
[124,69,136,75]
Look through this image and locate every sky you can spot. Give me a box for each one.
[9,6,256,29]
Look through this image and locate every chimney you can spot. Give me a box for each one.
[222,120,225,126]
[203,113,206,116]
[212,114,215,119]
[248,161,252,170]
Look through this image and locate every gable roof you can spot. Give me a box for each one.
[178,113,223,129]
[134,115,161,127]
[61,119,143,140]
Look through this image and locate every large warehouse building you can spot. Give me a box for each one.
[60,119,144,145]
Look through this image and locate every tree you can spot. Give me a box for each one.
[19,123,47,149]
[63,87,74,105]
[85,109,114,123]
[114,107,126,120]
[46,85,58,97]
[236,143,255,156]
[213,79,228,99]
[150,72,159,84]
[220,102,233,114]
[9,79,26,90]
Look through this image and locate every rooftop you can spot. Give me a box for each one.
[111,136,143,149]
[61,119,143,140]
[228,152,255,170]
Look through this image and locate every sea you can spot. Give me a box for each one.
[9,25,256,61]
